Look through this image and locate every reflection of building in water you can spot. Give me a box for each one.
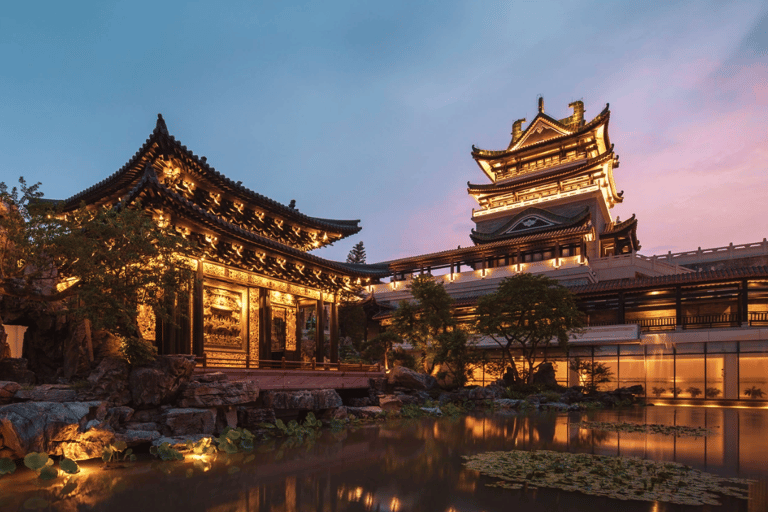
[52,114,390,367]
[365,98,768,404]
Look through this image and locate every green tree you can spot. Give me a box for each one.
[361,330,399,369]
[569,357,614,394]
[432,327,479,388]
[391,275,454,374]
[0,178,196,364]
[346,241,366,264]
[475,273,583,384]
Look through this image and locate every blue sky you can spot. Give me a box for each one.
[1,1,766,263]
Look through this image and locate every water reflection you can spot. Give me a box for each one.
[0,407,766,512]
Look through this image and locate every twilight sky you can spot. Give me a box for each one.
[1,1,766,264]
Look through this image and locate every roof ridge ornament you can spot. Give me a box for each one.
[538,96,544,114]
[155,113,169,136]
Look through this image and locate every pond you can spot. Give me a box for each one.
[1,406,767,511]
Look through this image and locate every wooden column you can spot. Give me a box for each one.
[330,298,339,363]
[259,288,271,362]
[675,286,683,328]
[294,304,303,361]
[192,262,204,357]
[617,291,625,325]
[739,279,749,326]
[315,298,325,361]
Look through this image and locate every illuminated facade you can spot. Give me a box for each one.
[365,99,768,403]
[58,114,388,366]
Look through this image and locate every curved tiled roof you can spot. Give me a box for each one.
[470,206,590,244]
[467,149,616,194]
[601,214,637,236]
[376,224,591,272]
[570,266,768,295]
[60,114,361,239]
[120,165,389,279]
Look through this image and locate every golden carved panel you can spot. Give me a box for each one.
[203,283,247,352]
[249,287,259,362]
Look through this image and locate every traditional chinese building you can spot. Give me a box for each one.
[366,99,768,404]
[56,115,389,366]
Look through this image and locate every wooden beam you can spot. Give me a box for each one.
[330,298,338,364]
[192,262,204,357]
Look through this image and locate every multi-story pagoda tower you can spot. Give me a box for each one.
[468,98,639,260]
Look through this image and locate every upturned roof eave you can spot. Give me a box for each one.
[58,115,362,240]
[120,168,389,279]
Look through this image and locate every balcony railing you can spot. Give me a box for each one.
[195,353,382,372]
[587,312,768,331]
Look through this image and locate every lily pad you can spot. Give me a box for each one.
[0,457,16,475]
[23,453,50,471]
[463,449,752,506]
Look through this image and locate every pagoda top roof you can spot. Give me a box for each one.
[57,114,362,240]
[471,102,610,161]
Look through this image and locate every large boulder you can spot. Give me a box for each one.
[164,408,216,436]
[237,406,276,431]
[378,395,403,412]
[0,358,35,385]
[60,421,116,461]
[117,429,161,447]
[82,357,131,405]
[531,362,558,388]
[262,389,342,410]
[129,355,196,407]
[178,380,259,407]
[0,381,20,405]
[346,406,384,419]
[387,366,437,391]
[14,384,76,402]
[0,401,110,460]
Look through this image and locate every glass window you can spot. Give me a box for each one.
[675,343,704,354]
[706,341,737,353]
[619,344,645,355]
[646,349,674,398]
[619,355,646,393]
[740,341,768,353]
[705,355,724,399]
[676,354,705,398]
[593,350,618,391]
[739,354,768,399]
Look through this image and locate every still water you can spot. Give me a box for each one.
[1,406,767,512]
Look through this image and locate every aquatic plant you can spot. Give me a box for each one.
[150,442,184,461]
[215,427,255,453]
[463,449,752,506]
[102,440,135,464]
[24,452,57,481]
[59,457,80,475]
[0,458,16,476]
[578,421,713,438]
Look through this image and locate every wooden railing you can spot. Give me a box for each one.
[194,354,381,372]
[635,317,677,331]
[749,311,768,326]
[587,313,768,331]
